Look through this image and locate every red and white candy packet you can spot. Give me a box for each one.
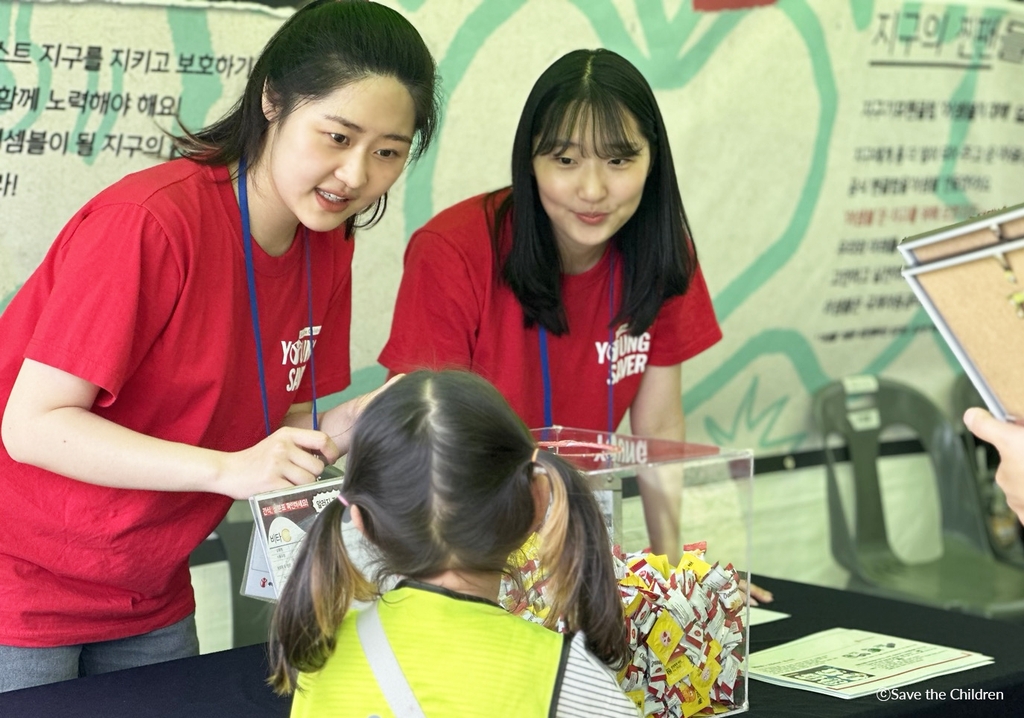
[500,539,747,717]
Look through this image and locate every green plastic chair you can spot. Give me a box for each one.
[812,376,1024,620]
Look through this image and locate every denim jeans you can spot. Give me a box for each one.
[0,613,199,693]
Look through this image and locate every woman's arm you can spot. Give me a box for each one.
[2,359,337,500]
[629,364,773,604]
[629,364,686,562]
[629,364,686,439]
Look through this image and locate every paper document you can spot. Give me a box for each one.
[750,628,992,699]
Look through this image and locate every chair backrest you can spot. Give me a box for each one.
[812,377,992,574]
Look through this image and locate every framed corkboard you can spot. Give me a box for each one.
[904,235,1024,421]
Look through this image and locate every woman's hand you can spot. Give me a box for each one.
[213,427,339,499]
[319,374,405,455]
[739,579,774,606]
[964,407,1024,524]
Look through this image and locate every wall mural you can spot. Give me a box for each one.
[2,0,1024,455]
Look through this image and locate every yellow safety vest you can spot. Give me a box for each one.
[291,583,567,718]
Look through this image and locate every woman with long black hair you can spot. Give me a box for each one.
[381,48,719,560]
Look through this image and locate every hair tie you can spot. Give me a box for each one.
[531,447,539,464]
[337,493,350,508]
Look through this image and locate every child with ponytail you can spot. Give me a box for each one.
[268,370,639,717]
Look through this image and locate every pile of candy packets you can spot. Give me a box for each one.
[500,539,747,717]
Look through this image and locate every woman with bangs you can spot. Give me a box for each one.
[380,49,721,561]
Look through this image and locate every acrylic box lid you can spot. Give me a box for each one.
[530,425,753,477]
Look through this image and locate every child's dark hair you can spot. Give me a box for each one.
[268,370,629,693]
[490,48,696,336]
[174,0,440,230]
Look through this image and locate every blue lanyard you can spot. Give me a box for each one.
[237,155,319,437]
[538,254,615,432]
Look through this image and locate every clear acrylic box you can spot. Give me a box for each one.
[530,426,753,716]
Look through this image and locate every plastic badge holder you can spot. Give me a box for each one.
[531,426,754,716]
[241,465,346,602]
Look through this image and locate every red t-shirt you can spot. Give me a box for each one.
[0,159,353,646]
[379,192,722,430]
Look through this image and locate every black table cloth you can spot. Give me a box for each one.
[1,575,1022,717]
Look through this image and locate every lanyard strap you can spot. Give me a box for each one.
[237,156,319,437]
[304,232,320,431]
[538,254,615,433]
[538,326,554,426]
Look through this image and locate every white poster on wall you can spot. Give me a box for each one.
[3,0,1024,455]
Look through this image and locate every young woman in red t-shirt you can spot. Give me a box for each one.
[382,49,729,566]
[0,0,439,691]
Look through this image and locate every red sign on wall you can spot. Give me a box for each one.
[693,0,776,10]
